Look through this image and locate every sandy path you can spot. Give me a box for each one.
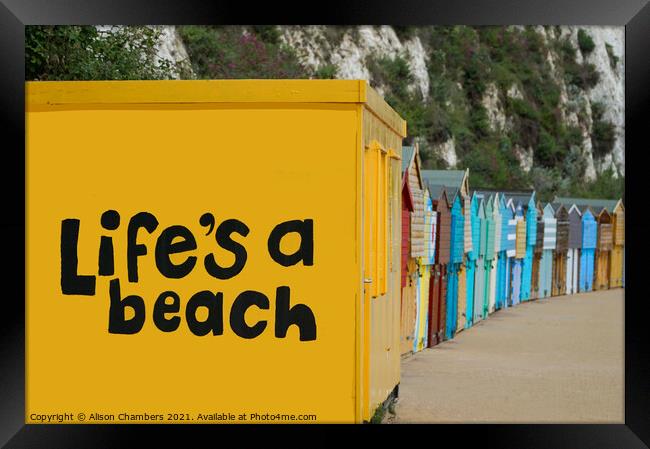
[391,289,624,423]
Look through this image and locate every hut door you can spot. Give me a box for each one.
[428,265,441,347]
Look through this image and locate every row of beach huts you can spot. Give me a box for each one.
[400,143,625,356]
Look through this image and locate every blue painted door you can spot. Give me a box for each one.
[521,246,533,301]
[512,259,522,305]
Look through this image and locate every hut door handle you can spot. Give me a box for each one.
[364,278,373,284]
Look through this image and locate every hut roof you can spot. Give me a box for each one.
[421,170,466,200]
[401,146,415,175]
[553,196,621,213]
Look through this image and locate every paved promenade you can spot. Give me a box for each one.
[391,289,624,423]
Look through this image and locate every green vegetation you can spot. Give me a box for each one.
[577,29,595,54]
[606,43,619,70]
[314,63,338,79]
[370,405,386,424]
[568,167,624,200]
[177,26,309,79]
[26,26,180,80]
[590,102,617,158]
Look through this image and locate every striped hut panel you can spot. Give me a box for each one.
[493,197,502,253]
[543,217,557,250]
[423,198,437,265]
[408,162,425,257]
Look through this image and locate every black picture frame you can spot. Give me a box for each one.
[1,0,647,447]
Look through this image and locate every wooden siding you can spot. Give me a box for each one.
[463,195,473,253]
[614,208,625,246]
[362,103,404,422]
[555,207,570,253]
[598,223,613,251]
[535,218,545,253]
[451,198,464,264]
[401,206,411,288]
[408,161,425,258]
[515,218,526,258]
[400,259,417,356]
[552,252,567,296]
[582,212,597,250]
[435,194,452,265]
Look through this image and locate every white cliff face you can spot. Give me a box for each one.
[482,83,507,132]
[583,26,624,176]
[154,26,193,79]
[434,138,458,168]
[274,25,623,181]
[280,26,430,98]
[557,26,624,178]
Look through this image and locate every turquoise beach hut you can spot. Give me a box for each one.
[521,193,537,301]
[446,194,464,339]
[483,196,496,316]
[465,193,480,327]
[473,196,487,321]
[579,205,598,292]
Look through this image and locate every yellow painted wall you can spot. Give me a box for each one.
[26,80,405,424]
[362,103,404,421]
[415,260,431,351]
[610,246,623,288]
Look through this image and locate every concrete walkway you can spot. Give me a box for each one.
[390,289,624,423]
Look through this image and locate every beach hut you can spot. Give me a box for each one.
[465,193,480,326]
[413,184,437,352]
[538,203,557,299]
[421,170,470,333]
[483,196,497,315]
[399,146,421,356]
[531,202,545,300]
[610,200,625,288]
[446,194,464,339]
[594,208,613,290]
[490,194,503,311]
[504,199,518,307]
[554,196,623,293]
[552,204,570,296]
[512,201,527,305]
[473,196,488,321]
[496,195,512,309]
[427,184,452,346]
[579,206,597,293]
[27,79,407,423]
[458,192,473,331]
[565,204,583,295]
[521,193,538,301]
